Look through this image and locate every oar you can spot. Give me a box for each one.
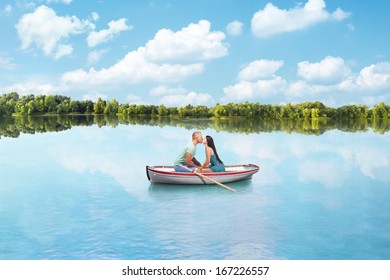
[180,165,236,192]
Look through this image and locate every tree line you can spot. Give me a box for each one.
[1,92,390,119]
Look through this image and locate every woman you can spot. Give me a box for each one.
[200,135,225,173]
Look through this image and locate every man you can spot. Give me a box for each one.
[174,131,203,172]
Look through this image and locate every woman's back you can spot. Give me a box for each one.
[209,154,225,172]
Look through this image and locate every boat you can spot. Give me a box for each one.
[146,164,260,185]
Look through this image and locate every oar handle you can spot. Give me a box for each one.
[180,165,236,192]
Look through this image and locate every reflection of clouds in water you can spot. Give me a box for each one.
[298,159,345,188]
[49,126,205,199]
[76,126,109,142]
[148,190,282,259]
[149,127,191,153]
[355,150,390,181]
[256,165,284,186]
[223,136,286,164]
[50,124,389,200]
[49,128,155,199]
[223,131,390,187]
[51,144,146,196]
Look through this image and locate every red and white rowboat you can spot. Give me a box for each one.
[146,164,260,185]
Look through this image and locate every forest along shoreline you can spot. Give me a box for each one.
[1,92,390,120]
[1,93,390,139]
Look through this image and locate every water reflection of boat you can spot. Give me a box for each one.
[146,164,260,185]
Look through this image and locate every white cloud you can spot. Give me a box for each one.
[87,48,109,65]
[0,82,59,96]
[149,85,214,106]
[0,55,17,70]
[286,80,331,98]
[356,62,390,90]
[0,4,12,16]
[149,85,187,96]
[87,18,132,47]
[82,93,107,102]
[226,21,243,36]
[61,49,204,86]
[297,56,352,84]
[126,94,142,103]
[251,0,350,38]
[223,59,286,102]
[160,91,214,107]
[238,59,284,81]
[91,12,99,22]
[53,44,73,60]
[144,20,228,63]
[223,77,287,102]
[16,5,93,59]
[61,20,226,88]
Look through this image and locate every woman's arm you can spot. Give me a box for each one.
[202,147,211,168]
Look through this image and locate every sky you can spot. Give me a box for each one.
[1,0,390,107]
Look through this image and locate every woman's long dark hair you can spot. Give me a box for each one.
[206,135,223,164]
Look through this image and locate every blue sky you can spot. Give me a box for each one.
[0,0,390,107]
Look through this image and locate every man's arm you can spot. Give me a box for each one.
[192,157,201,167]
[185,152,200,167]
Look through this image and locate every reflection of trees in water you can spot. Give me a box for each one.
[1,115,389,139]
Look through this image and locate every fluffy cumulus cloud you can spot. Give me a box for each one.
[251,0,350,38]
[221,55,390,105]
[226,21,243,36]
[149,85,214,106]
[144,20,228,63]
[159,91,214,107]
[286,59,390,104]
[223,59,286,102]
[61,49,204,86]
[356,62,390,90]
[238,59,284,81]
[297,56,352,84]
[0,82,59,96]
[223,77,287,102]
[16,5,93,59]
[87,18,132,47]
[61,20,226,87]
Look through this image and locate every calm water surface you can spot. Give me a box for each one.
[0,118,389,259]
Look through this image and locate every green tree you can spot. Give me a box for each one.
[0,92,19,115]
[157,104,168,116]
[69,100,80,113]
[44,95,57,112]
[27,100,37,114]
[93,98,106,114]
[104,99,119,115]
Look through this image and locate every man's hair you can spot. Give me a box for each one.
[192,131,201,139]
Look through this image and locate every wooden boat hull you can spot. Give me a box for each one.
[146,164,260,185]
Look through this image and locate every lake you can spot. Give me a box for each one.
[0,116,389,259]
